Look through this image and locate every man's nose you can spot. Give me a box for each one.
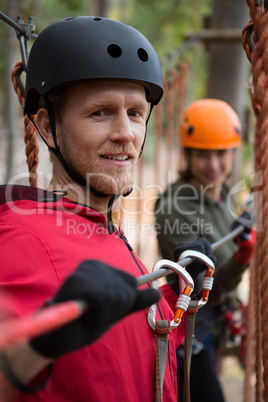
[109,112,135,143]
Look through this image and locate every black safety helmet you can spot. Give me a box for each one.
[25,16,163,114]
[24,16,163,201]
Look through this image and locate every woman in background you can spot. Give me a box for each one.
[154,99,256,402]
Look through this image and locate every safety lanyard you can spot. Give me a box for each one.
[148,254,215,402]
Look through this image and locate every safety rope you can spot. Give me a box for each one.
[153,63,189,187]
[165,78,174,181]
[242,1,268,400]
[11,61,39,187]
[154,87,163,185]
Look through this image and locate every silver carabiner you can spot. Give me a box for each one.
[178,250,215,309]
[148,259,194,330]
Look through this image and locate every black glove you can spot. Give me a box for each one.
[173,238,216,300]
[30,260,160,359]
[231,210,255,241]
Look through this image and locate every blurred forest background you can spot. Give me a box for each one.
[0,0,254,187]
[0,1,256,400]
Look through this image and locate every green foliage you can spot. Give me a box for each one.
[31,0,92,32]
[114,0,212,59]
[112,0,213,101]
[0,0,213,107]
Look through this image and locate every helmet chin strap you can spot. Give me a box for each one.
[28,96,154,234]
[139,104,154,157]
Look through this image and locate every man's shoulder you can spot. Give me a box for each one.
[0,184,108,233]
[0,184,54,206]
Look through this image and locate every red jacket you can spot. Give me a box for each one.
[0,185,186,401]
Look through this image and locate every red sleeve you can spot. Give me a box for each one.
[0,223,60,319]
[0,224,59,398]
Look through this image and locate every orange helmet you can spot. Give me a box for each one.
[179,99,242,149]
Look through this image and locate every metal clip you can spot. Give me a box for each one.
[148,259,194,330]
[15,15,36,72]
[178,250,215,309]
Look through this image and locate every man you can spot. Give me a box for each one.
[0,17,214,401]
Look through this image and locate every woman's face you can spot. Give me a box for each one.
[186,148,235,190]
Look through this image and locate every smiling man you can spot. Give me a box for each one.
[0,17,216,402]
[37,80,148,204]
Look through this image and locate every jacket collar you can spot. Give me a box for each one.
[0,184,109,228]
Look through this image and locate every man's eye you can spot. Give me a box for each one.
[129,111,141,117]
[92,110,104,117]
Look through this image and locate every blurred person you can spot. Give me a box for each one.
[0,17,216,401]
[154,99,256,402]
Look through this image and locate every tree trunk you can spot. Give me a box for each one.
[206,0,250,194]
[90,0,111,17]
[206,0,249,118]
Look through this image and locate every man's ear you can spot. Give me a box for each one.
[35,108,59,149]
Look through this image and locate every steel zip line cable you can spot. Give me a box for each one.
[136,223,245,286]
[0,12,37,39]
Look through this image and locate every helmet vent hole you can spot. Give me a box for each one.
[107,44,122,58]
[93,18,102,21]
[137,48,148,62]
[187,126,194,135]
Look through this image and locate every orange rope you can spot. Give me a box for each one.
[152,64,189,188]
[165,78,174,182]
[242,1,268,400]
[11,61,39,187]
[0,300,85,350]
[154,95,163,186]
[174,63,189,173]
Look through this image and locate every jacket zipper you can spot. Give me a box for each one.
[114,223,174,391]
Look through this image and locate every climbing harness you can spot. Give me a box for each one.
[148,260,194,331]
[147,254,214,402]
[148,259,194,402]
[0,222,248,402]
[177,251,215,402]
[138,222,246,402]
[178,250,215,305]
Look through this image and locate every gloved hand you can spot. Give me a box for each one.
[30,260,160,359]
[231,210,255,240]
[231,211,256,266]
[173,238,216,300]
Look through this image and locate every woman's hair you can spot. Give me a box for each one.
[178,148,193,181]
